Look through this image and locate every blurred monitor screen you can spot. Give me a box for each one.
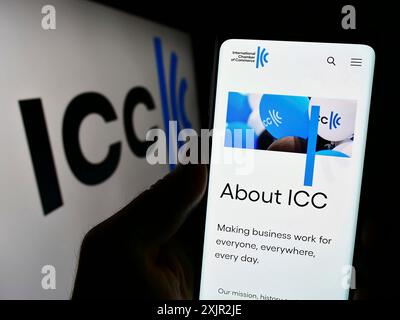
[0,0,199,299]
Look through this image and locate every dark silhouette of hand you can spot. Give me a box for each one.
[72,164,208,299]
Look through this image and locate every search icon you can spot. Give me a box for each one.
[327,56,336,66]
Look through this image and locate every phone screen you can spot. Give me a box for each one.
[199,39,375,300]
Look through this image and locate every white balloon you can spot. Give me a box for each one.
[248,93,262,110]
[333,140,353,157]
[247,108,265,136]
[309,97,356,142]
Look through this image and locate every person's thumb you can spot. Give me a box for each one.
[115,164,208,245]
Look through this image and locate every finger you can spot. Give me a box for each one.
[115,164,208,245]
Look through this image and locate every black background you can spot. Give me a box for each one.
[91,0,396,299]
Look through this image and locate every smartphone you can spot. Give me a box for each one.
[199,39,375,300]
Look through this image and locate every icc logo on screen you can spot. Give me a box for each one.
[19,37,192,216]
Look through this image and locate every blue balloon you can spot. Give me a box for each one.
[226,92,252,124]
[316,150,349,158]
[225,122,257,149]
[259,94,310,139]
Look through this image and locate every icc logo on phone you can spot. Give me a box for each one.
[256,46,269,68]
[319,111,342,130]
